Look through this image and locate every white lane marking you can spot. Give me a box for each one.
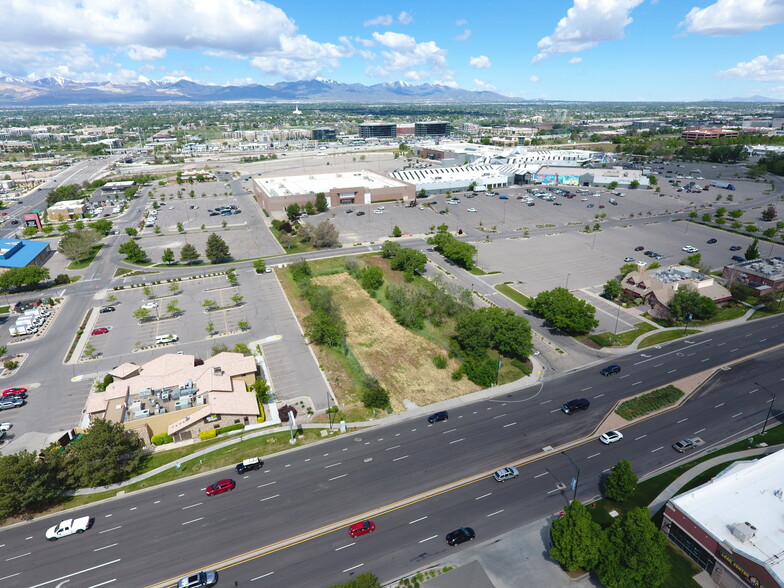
[260,494,280,502]
[717,342,725,346]
[654,363,664,367]
[694,428,706,434]
[715,403,725,408]
[94,544,118,552]
[182,518,203,525]
[257,481,276,488]
[251,572,274,581]
[419,535,438,544]
[28,559,122,588]
[635,435,647,441]
[651,447,664,453]
[335,543,355,551]
[587,453,601,459]
[329,474,348,481]
[178,494,185,497]
[730,348,738,352]
[104,514,112,517]
[677,418,688,424]
[487,510,504,517]
[154,501,160,504]
[539,399,551,404]
[593,393,604,399]
[667,369,677,374]
[581,386,592,391]
[759,339,767,343]
[393,455,409,461]
[385,445,401,451]
[547,488,560,495]
[619,374,629,379]
[550,408,561,413]
[492,413,507,419]
[502,422,517,428]
[342,564,364,573]
[324,462,342,469]
[87,581,116,588]
[182,502,202,510]
[750,388,758,394]
[442,428,457,434]
[534,472,547,478]
[701,358,710,362]
[732,412,743,418]
[409,516,428,524]
[687,352,696,357]
[449,438,465,445]
[632,381,642,386]
[129,507,136,511]
[475,493,492,500]
[603,468,611,473]
[5,552,30,561]
[0,574,20,582]
[99,526,122,534]
[633,339,711,365]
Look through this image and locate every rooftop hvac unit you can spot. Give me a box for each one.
[138,388,152,398]
[174,398,192,410]
[130,401,142,411]
[157,407,167,414]
[160,390,171,401]
[133,409,150,419]
[213,367,223,376]
[731,522,757,543]
[196,397,205,405]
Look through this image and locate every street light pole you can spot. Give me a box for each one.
[561,451,580,503]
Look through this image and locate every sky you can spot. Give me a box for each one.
[1,0,784,101]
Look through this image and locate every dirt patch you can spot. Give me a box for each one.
[314,273,479,412]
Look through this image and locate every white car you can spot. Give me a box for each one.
[623,257,634,262]
[0,423,12,431]
[682,245,699,253]
[467,207,478,212]
[599,430,624,444]
[46,516,93,540]
[376,205,385,210]
[141,302,158,310]
[373,209,383,214]
[636,260,647,266]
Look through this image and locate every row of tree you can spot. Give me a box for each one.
[427,231,477,270]
[119,233,231,264]
[0,266,50,291]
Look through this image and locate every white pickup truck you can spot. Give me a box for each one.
[46,516,93,541]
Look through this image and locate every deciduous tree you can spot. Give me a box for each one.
[530,287,599,335]
[550,500,603,572]
[604,460,638,502]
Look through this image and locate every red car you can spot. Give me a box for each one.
[91,327,109,335]
[2,388,27,397]
[206,479,236,496]
[348,520,375,538]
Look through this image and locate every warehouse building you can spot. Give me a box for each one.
[390,164,510,194]
[663,449,784,588]
[251,170,415,212]
[0,238,52,272]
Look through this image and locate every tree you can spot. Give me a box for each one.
[604,460,638,502]
[304,200,316,215]
[202,299,217,310]
[252,377,272,403]
[58,222,70,233]
[530,287,600,335]
[206,320,214,335]
[237,320,249,330]
[253,259,266,273]
[453,307,533,362]
[161,248,175,264]
[205,233,231,262]
[389,247,427,275]
[83,343,96,358]
[176,222,185,233]
[618,263,637,277]
[315,192,328,212]
[88,219,113,236]
[133,307,152,322]
[745,237,760,261]
[166,299,181,317]
[0,450,62,518]
[0,266,50,290]
[58,229,100,261]
[22,226,38,237]
[309,220,340,248]
[125,227,138,238]
[360,266,384,293]
[304,310,346,346]
[60,419,144,487]
[761,205,777,222]
[327,573,381,588]
[669,286,718,321]
[550,500,603,572]
[428,232,476,269]
[118,240,147,263]
[46,184,80,206]
[391,225,402,237]
[180,243,200,264]
[602,279,622,299]
[681,253,702,267]
[596,508,670,588]
[361,376,389,409]
[285,203,301,221]
[231,293,244,306]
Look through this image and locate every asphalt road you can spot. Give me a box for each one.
[1,317,782,587]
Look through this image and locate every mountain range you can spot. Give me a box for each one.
[0,76,509,106]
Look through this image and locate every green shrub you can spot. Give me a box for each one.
[199,429,217,440]
[215,423,244,436]
[432,355,448,369]
[616,385,684,420]
[451,368,463,381]
[151,433,173,446]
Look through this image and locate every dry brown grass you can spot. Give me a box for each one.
[314,273,479,412]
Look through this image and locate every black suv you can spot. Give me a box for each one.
[600,364,621,376]
[427,411,448,424]
[235,457,263,474]
[561,398,590,414]
[446,527,475,546]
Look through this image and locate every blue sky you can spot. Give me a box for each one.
[2,0,784,101]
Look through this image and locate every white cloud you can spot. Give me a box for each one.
[568,57,583,64]
[369,31,448,77]
[364,14,393,27]
[0,0,348,81]
[433,79,459,88]
[681,0,784,35]
[469,55,492,69]
[250,35,352,80]
[473,79,496,91]
[404,70,430,81]
[398,11,414,24]
[456,19,468,26]
[225,77,256,86]
[455,29,472,41]
[529,75,541,82]
[127,45,167,61]
[533,0,644,63]
[719,54,784,81]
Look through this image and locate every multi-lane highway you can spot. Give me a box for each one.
[1,316,782,587]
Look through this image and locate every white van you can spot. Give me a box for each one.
[155,334,179,344]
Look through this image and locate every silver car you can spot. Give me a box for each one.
[178,571,218,588]
[493,466,519,482]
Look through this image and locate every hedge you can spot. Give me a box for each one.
[199,429,217,440]
[150,433,173,446]
[215,423,244,436]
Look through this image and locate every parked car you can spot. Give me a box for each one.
[99,306,115,313]
[467,207,478,212]
[205,479,236,496]
[177,571,218,588]
[427,411,449,424]
[732,255,745,262]
[707,238,717,244]
[623,257,634,262]
[91,327,109,335]
[600,364,621,376]
[345,209,354,214]
[561,398,590,414]
[673,439,696,453]
[0,423,12,431]
[599,430,624,445]
[141,302,158,310]
[493,467,519,482]
[348,520,375,538]
[356,211,365,216]
[682,245,699,253]
[446,527,476,546]
[2,387,27,397]
[729,245,742,251]
[0,398,24,410]
[634,246,644,251]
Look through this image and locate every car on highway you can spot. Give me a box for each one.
[600,364,621,376]
[2,387,27,397]
[730,245,742,251]
[427,410,448,424]
[446,527,476,546]
[493,467,519,482]
[348,520,375,538]
[634,245,645,251]
[561,398,590,414]
[235,457,263,474]
[45,516,93,540]
[673,439,696,453]
[141,301,158,310]
[177,570,218,588]
[707,238,717,244]
[206,478,236,496]
[91,327,109,335]
[599,430,624,445]
[99,306,115,313]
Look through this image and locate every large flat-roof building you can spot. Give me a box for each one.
[47,198,86,221]
[358,123,397,139]
[722,256,784,295]
[415,121,450,137]
[390,164,510,194]
[312,127,336,141]
[251,170,415,212]
[0,238,52,272]
[663,449,784,588]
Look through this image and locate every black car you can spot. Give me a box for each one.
[600,364,621,376]
[446,527,475,546]
[356,211,365,216]
[346,209,354,214]
[235,457,263,474]
[99,306,115,313]
[707,238,717,244]
[427,411,448,424]
[730,245,742,251]
[561,398,590,414]
[732,255,745,262]
[644,250,654,257]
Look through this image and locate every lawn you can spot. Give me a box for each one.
[66,243,104,270]
[638,329,701,348]
[495,283,530,308]
[586,322,658,347]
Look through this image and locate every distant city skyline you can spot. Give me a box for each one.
[2,0,783,102]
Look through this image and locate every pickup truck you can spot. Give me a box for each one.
[235,457,263,474]
[46,516,93,541]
